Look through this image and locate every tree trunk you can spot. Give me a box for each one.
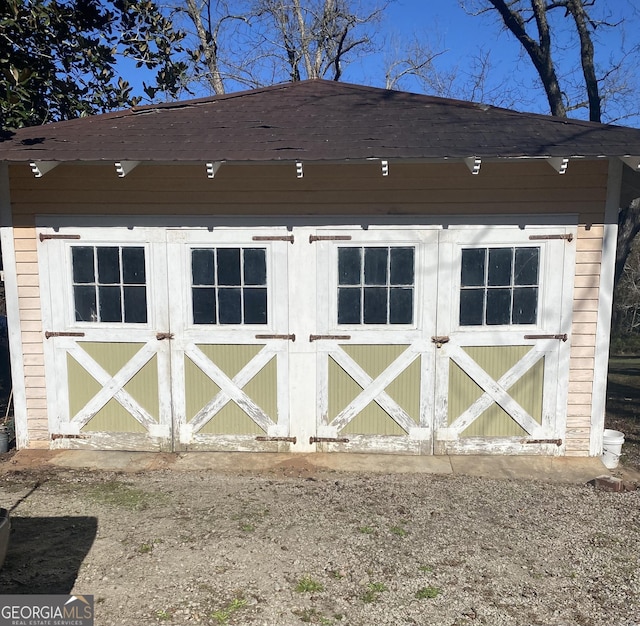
[185,0,226,94]
[565,0,601,122]
[487,0,566,117]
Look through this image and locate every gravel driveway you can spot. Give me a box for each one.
[0,461,639,626]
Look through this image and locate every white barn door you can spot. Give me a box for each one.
[310,227,439,453]
[434,226,575,455]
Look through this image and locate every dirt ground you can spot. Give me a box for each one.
[0,456,639,626]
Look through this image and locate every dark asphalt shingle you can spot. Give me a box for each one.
[1,79,639,162]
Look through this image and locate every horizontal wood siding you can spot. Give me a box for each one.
[12,223,48,445]
[566,224,603,456]
[9,160,607,218]
[8,159,611,454]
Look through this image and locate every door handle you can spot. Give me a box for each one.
[431,336,450,348]
[156,332,174,341]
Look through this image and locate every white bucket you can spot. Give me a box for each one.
[601,429,625,469]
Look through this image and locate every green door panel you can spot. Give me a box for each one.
[448,346,544,437]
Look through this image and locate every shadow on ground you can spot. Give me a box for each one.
[0,516,97,593]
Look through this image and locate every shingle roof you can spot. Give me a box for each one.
[2,79,640,163]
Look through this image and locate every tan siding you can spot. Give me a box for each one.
[8,159,612,454]
[9,160,608,218]
[12,219,46,447]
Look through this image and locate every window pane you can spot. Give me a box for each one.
[192,288,216,324]
[364,287,387,324]
[99,285,122,322]
[513,287,538,324]
[338,288,361,324]
[218,287,242,324]
[390,248,414,285]
[123,286,147,323]
[244,249,266,286]
[122,247,146,284]
[488,248,513,286]
[97,247,120,284]
[461,249,485,287]
[338,248,361,285]
[217,248,241,286]
[389,288,413,324]
[459,289,484,326]
[364,248,388,285]
[486,288,511,325]
[74,285,96,321]
[244,288,267,324]
[514,248,539,286]
[192,249,215,286]
[72,247,95,283]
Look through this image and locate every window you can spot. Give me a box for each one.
[191,247,267,325]
[337,246,414,325]
[459,247,539,326]
[72,246,147,323]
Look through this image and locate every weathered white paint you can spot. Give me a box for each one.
[0,164,29,448]
[590,159,622,456]
[434,226,573,454]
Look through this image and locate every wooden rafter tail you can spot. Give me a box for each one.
[29,161,58,178]
[114,161,140,178]
[464,156,481,175]
[546,156,569,174]
[620,156,640,171]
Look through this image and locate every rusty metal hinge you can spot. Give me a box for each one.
[255,334,296,342]
[45,331,85,339]
[522,438,563,446]
[156,332,174,341]
[255,436,297,443]
[310,436,349,444]
[309,235,352,243]
[39,234,81,242]
[528,234,573,242]
[431,336,450,348]
[252,235,294,243]
[524,334,568,342]
[309,334,351,342]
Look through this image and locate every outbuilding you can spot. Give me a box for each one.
[1,79,640,457]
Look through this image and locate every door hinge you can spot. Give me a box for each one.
[522,438,562,446]
[45,331,85,339]
[309,334,351,342]
[524,334,568,342]
[252,235,294,243]
[255,333,296,342]
[156,332,174,340]
[309,235,352,243]
[39,234,81,242]
[255,436,297,443]
[310,436,350,444]
[528,234,573,242]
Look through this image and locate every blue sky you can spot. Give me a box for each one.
[338,0,640,126]
[127,0,640,127]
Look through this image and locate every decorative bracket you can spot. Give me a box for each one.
[547,157,569,174]
[620,156,640,172]
[29,161,58,178]
[464,157,482,175]
[114,161,140,178]
[206,161,223,179]
[296,161,304,178]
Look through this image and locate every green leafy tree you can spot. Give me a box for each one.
[1,0,187,130]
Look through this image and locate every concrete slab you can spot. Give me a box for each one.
[0,449,612,484]
[449,455,609,484]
